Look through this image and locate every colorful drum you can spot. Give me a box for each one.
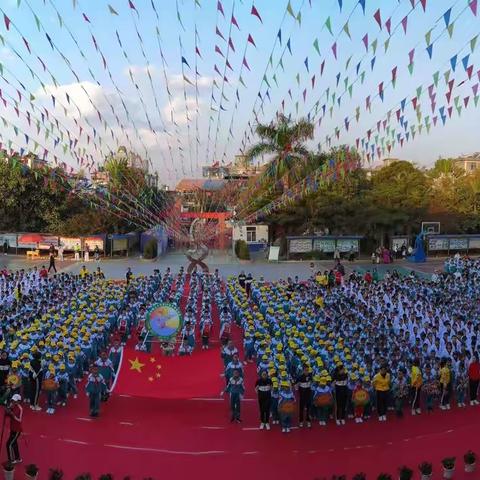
[42,378,59,391]
[314,393,333,407]
[278,400,296,415]
[6,374,21,389]
[352,388,370,406]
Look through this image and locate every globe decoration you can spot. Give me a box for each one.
[145,303,183,340]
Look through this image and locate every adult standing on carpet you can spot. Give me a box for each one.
[332,364,348,425]
[5,393,23,464]
[255,370,272,430]
[373,365,391,422]
[29,352,43,411]
[468,353,480,405]
[238,271,246,290]
[295,365,313,428]
[224,369,244,423]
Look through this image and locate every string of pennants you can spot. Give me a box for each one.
[0,0,478,226]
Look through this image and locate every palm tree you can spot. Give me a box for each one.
[245,114,314,188]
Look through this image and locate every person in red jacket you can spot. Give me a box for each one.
[468,353,480,405]
[5,393,23,464]
[364,270,373,284]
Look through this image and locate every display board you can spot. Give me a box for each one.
[336,239,359,252]
[469,238,480,249]
[313,238,336,252]
[268,246,280,261]
[449,238,468,250]
[0,234,17,248]
[289,238,313,253]
[391,237,409,250]
[428,238,450,251]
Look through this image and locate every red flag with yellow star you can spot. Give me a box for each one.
[113,347,222,399]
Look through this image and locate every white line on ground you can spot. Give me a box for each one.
[200,426,225,430]
[242,427,260,431]
[119,422,134,426]
[242,451,258,455]
[76,417,93,422]
[118,394,132,398]
[103,444,225,456]
[62,439,89,445]
[189,397,224,401]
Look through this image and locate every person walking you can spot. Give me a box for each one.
[224,369,244,423]
[5,394,23,464]
[85,365,107,417]
[48,252,57,273]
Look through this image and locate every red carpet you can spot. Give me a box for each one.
[8,288,479,478]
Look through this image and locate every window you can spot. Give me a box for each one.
[246,226,256,242]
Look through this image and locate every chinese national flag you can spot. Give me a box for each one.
[113,347,222,400]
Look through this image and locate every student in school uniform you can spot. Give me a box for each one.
[223,369,245,423]
[255,370,273,430]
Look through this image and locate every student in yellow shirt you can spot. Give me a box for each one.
[373,365,391,422]
[439,359,451,410]
[410,358,423,415]
[79,265,88,279]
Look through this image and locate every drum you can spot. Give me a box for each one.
[314,392,333,407]
[352,388,370,406]
[6,374,21,389]
[278,399,296,415]
[42,378,59,391]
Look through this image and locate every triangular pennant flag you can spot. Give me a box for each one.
[443,8,452,27]
[401,16,408,34]
[471,35,478,52]
[466,65,474,79]
[408,63,414,75]
[462,55,470,71]
[247,34,256,48]
[343,22,351,39]
[362,34,369,51]
[286,38,292,55]
[426,44,433,59]
[277,29,282,45]
[450,55,457,71]
[3,15,11,31]
[325,17,332,35]
[371,39,378,54]
[217,1,225,16]
[373,9,382,29]
[181,56,190,68]
[447,23,454,38]
[304,57,309,72]
[420,0,427,11]
[385,17,391,35]
[251,5,262,22]
[358,0,366,14]
[384,38,390,52]
[470,0,478,16]
[242,56,250,71]
[286,1,296,18]
[313,38,320,55]
[425,29,432,46]
[215,26,225,41]
[231,15,239,29]
[338,0,343,11]
[108,4,118,15]
[331,42,337,59]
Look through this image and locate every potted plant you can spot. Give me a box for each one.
[398,466,413,480]
[418,462,433,480]
[48,469,63,480]
[352,475,366,480]
[377,475,392,480]
[464,450,477,473]
[2,461,15,480]
[25,464,39,480]
[441,457,456,479]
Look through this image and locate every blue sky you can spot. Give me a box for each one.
[0,0,479,185]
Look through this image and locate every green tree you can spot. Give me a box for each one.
[245,114,314,187]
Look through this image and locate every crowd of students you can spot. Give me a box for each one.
[0,265,165,424]
[223,257,480,432]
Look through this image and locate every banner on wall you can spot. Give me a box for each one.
[17,233,58,249]
[60,237,82,251]
[84,236,105,251]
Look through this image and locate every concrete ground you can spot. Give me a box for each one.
[0,250,454,281]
